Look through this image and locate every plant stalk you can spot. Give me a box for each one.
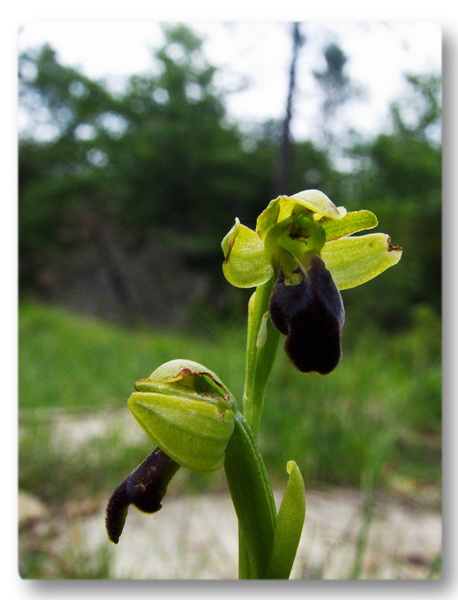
[242,277,280,437]
[224,412,277,578]
[225,276,282,578]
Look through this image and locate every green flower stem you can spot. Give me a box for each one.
[224,412,277,579]
[242,277,280,437]
[225,276,282,578]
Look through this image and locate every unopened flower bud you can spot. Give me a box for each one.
[128,360,235,472]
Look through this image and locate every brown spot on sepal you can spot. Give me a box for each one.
[223,236,235,264]
[387,236,402,252]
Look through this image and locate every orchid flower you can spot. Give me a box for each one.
[222,190,402,374]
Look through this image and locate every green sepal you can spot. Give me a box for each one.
[257,190,346,240]
[266,461,306,579]
[290,189,347,220]
[144,358,234,408]
[322,233,403,290]
[129,392,234,472]
[149,359,226,389]
[320,209,378,242]
[222,218,273,288]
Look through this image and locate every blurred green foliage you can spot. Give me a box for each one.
[19,301,440,498]
[341,73,441,328]
[18,22,440,494]
[19,24,441,332]
[18,28,441,581]
[18,300,441,579]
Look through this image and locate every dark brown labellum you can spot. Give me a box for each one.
[269,255,345,375]
[105,447,180,544]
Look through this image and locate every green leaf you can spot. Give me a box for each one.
[320,209,378,242]
[266,461,306,579]
[322,233,403,290]
[222,218,273,288]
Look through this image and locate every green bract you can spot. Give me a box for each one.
[266,461,306,579]
[128,360,235,473]
[221,189,402,290]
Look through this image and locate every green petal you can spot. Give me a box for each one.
[256,198,281,238]
[320,210,378,242]
[222,218,273,288]
[322,233,402,290]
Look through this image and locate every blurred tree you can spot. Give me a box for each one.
[19,44,122,254]
[313,42,359,151]
[273,22,305,196]
[18,26,280,322]
[342,73,441,329]
[18,26,440,332]
[289,140,340,199]
[19,44,132,308]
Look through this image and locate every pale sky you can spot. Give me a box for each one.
[18,21,441,144]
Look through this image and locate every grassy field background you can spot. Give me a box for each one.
[18,301,441,578]
[19,301,441,493]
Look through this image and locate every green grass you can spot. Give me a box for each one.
[19,301,246,413]
[19,301,441,502]
[263,311,441,489]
